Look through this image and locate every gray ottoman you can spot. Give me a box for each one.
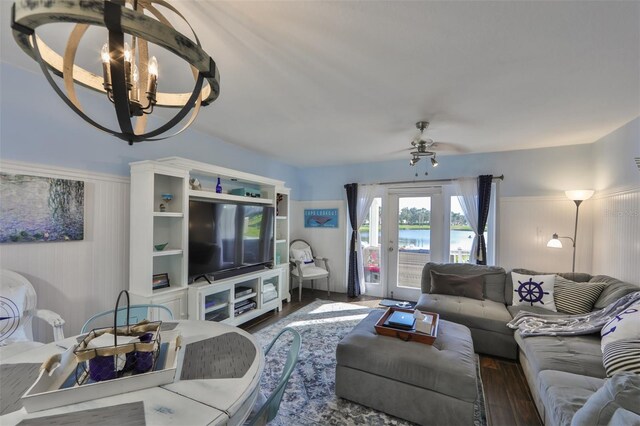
[336,310,478,425]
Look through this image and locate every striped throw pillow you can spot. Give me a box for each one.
[602,339,640,377]
[554,276,605,315]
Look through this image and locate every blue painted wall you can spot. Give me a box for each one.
[2,63,637,201]
[0,63,300,192]
[295,143,595,200]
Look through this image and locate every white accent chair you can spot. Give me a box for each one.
[0,269,65,358]
[289,239,330,302]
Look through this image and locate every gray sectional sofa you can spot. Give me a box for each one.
[415,262,640,425]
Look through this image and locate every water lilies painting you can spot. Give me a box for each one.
[0,173,84,243]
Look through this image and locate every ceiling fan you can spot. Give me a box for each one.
[409,121,439,167]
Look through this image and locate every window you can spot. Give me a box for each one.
[448,183,496,265]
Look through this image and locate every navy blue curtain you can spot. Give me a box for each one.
[476,175,493,265]
[344,183,360,297]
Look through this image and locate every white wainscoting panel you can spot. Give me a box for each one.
[498,196,594,274]
[0,161,130,341]
[290,200,346,294]
[591,187,640,284]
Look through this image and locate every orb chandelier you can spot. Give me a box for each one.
[11,0,220,144]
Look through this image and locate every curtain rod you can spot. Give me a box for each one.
[375,174,504,186]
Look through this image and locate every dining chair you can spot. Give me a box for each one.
[245,327,301,426]
[289,239,331,302]
[81,304,173,333]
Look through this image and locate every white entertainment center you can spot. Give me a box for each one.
[128,157,290,326]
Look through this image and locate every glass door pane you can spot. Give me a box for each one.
[359,198,382,296]
[387,192,441,301]
[397,196,431,289]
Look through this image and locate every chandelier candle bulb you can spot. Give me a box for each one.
[123,42,132,63]
[131,64,139,102]
[147,56,158,101]
[100,43,112,91]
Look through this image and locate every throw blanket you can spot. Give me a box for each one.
[507,291,640,337]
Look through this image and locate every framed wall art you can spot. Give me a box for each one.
[0,173,85,243]
[304,208,339,228]
[152,273,170,290]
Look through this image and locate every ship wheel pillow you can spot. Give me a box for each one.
[511,272,557,312]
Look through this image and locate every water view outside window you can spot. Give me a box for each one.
[396,197,431,288]
[450,196,487,262]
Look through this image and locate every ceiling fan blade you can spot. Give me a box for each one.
[430,142,469,153]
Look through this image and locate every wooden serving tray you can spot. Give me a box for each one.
[374,307,439,345]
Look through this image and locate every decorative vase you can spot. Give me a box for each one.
[216,177,222,194]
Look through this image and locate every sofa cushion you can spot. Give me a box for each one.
[593,279,640,310]
[514,333,607,379]
[421,262,507,303]
[537,370,604,426]
[570,372,640,426]
[429,270,484,300]
[554,276,605,315]
[416,293,512,335]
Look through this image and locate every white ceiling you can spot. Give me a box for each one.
[2,1,639,167]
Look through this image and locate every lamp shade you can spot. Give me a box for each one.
[547,234,563,248]
[565,190,594,201]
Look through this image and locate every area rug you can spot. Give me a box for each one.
[252,299,487,425]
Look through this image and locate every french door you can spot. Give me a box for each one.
[386,188,444,301]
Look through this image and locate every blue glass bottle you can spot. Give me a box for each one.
[216,177,222,193]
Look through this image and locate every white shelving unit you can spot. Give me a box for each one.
[128,161,190,319]
[188,268,283,325]
[128,157,291,322]
[275,188,291,302]
[189,189,273,205]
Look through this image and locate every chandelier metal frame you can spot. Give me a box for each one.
[11,0,220,144]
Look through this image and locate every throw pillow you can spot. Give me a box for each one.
[602,339,640,377]
[429,271,484,300]
[554,275,605,315]
[291,247,315,269]
[601,301,640,351]
[0,285,27,345]
[511,272,557,311]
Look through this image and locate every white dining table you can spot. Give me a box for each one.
[0,320,264,426]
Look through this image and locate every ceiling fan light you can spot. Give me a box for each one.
[431,156,438,167]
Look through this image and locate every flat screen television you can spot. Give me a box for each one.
[188,200,274,281]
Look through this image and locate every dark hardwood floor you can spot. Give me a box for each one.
[240,290,542,426]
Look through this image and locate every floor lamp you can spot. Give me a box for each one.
[547,190,594,273]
